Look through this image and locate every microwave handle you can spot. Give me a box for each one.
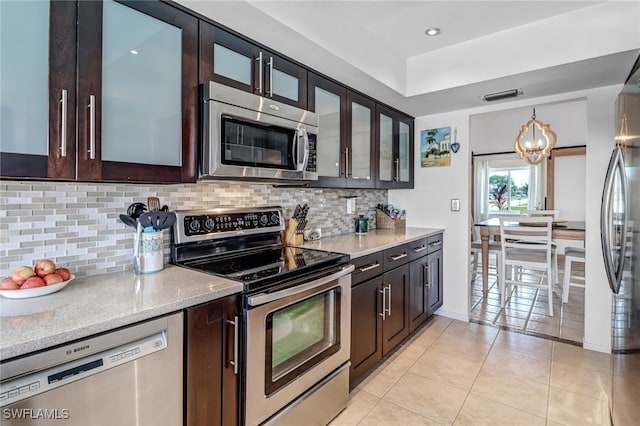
[294,128,310,172]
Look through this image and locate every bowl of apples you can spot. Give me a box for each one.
[0,260,74,299]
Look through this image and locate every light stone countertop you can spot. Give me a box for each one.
[0,265,242,360]
[302,227,444,258]
[0,228,443,360]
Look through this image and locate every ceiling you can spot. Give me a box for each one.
[177,0,640,117]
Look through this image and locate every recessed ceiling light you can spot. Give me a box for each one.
[130,50,139,55]
[425,27,440,37]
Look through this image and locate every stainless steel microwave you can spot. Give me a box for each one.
[201,82,318,181]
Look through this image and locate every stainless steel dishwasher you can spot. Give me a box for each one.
[0,312,183,426]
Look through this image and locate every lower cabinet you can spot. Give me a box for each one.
[350,234,443,385]
[381,265,410,354]
[409,254,429,333]
[350,275,383,383]
[427,247,444,316]
[185,294,240,426]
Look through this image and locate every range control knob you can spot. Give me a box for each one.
[259,214,269,226]
[187,219,201,233]
[203,217,215,232]
[270,213,280,225]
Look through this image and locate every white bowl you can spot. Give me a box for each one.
[0,275,75,299]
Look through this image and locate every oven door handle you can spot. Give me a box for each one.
[247,264,355,307]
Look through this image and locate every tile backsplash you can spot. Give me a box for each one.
[1,180,387,278]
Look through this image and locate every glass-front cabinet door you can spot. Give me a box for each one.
[0,1,76,179]
[377,104,414,189]
[308,72,376,189]
[308,73,346,186]
[347,92,376,188]
[77,0,198,182]
[201,23,307,109]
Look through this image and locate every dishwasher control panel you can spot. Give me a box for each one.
[0,331,167,407]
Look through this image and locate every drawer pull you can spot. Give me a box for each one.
[412,246,426,253]
[429,241,443,248]
[390,253,408,261]
[358,263,380,273]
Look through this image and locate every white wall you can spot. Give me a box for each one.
[554,155,586,221]
[390,112,471,321]
[390,84,621,351]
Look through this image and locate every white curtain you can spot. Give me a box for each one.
[528,160,547,210]
[474,158,491,222]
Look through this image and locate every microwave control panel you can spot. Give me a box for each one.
[306,134,317,173]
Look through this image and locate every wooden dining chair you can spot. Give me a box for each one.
[500,216,557,316]
[519,210,560,218]
[470,217,504,303]
[562,246,585,303]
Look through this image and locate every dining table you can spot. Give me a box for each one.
[475,218,586,294]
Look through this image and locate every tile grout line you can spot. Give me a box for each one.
[353,317,456,425]
[450,326,501,425]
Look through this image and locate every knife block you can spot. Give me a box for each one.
[284,218,304,246]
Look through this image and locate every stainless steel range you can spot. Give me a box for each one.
[172,207,353,426]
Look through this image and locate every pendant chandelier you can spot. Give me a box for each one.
[514,108,556,165]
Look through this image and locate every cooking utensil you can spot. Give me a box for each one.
[133,221,142,274]
[147,197,161,212]
[160,205,169,212]
[127,202,147,219]
[119,214,137,229]
[139,211,176,231]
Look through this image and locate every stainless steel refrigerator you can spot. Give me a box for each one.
[601,58,640,352]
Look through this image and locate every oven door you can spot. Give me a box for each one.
[245,265,353,426]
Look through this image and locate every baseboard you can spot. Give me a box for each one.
[582,341,611,354]
[433,309,468,322]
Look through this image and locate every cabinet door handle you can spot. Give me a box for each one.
[60,89,68,157]
[423,264,431,288]
[358,263,380,273]
[267,56,274,97]
[256,52,263,95]
[226,316,239,375]
[379,287,386,320]
[88,94,96,160]
[345,147,350,177]
[386,284,392,317]
[394,157,399,181]
[390,253,407,261]
[412,246,426,253]
[429,241,443,248]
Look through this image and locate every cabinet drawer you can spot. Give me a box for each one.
[408,238,428,261]
[427,234,443,253]
[351,252,384,285]
[383,243,410,271]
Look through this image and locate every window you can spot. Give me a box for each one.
[488,166,530,211]
[473,154,546,222]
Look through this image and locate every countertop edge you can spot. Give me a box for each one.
[302,227,445,259]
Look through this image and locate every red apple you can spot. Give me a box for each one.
[55,267,71,281]
[21,276,46,289]
[11,265,35,285]
[43,273,64,286]
[0,277,20,290]
[35,259,57,277]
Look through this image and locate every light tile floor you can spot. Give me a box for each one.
[331,316,640,426]
[469,258,585,344]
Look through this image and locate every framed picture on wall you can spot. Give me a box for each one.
[421,127,451,167]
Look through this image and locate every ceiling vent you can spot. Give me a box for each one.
[481,88,523,102]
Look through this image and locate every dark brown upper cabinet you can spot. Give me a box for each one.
[77,0,198,182]
[200,23,308,109]
[307,73,377,188]
[0,0,199,183]
[376,105,414,189]
[0,1,77,179]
